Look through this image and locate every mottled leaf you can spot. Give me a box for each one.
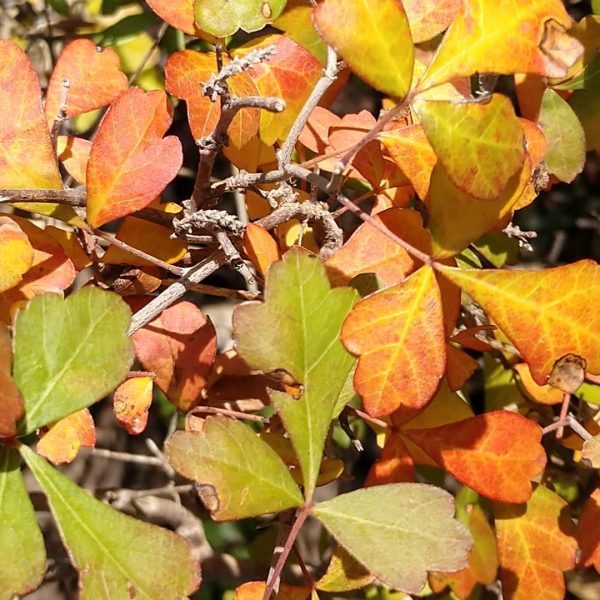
[37,409,96,464]
[113,376,153,436]
[402,0,461,43]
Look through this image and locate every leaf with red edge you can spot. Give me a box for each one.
[0,40,62,190]
[415,94,525,200]
[313,0,414,98]
[86,88,183,228]
[438,260,600,384]
[578,487,600,573]
[365,433,415,486]
[113,376,153,435]
[0,216,33,294]
[495,485,577,600]
[57,136,91,185]
[243,223,281,277]
[325,209,430,288]
[130,300,217,412]
[402,0,461,43]
[417,0,583,91]
[0,325,24,438]
[235,35,322,145]
[404,411,546,503]
[342,266,446,417]
[165,50,259,148]
[45,40,127,126]
[37,409,96,465]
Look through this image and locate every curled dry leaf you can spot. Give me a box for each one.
[548,353,586,393]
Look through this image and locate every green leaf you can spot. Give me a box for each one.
[20,445,200,599]
[313,484,472,595]
[415,94,525,200]
[538,89,586,183]
[194,0,287,37]
[14,287,134,434]
[0,448,46,598]
[555,54,600,91]
[49,0,70,16]
[593,0,600,15]
[166,416,303,520]
[313,0,414,98]
[233,248,358,499]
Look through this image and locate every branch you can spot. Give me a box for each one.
[0,188,85,205]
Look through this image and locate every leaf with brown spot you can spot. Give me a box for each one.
[113,376,153,435]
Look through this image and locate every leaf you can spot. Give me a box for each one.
[130,299,217,412]
[13,286,134,434]
[417,0,584,90]
[402,0,461,43]
[578,487,600,572]
[165,50,259,148]
[233,248,358,499]
[313,0,414,98]
[325,209,430,288]
[364,433,415,486]
[57,136,92,185]
[514,363,563,405]
[0,40,62,190]
[86,87,183,228]
[243,223,281,277]
[37,409,96,464]
[0,325,24,439]
[167,416,303,520]
[416,95,525,200]
[438,261,600,384]
[193,0,286,37]
[235,35,322,145]
[0,216,33,294]
[538,88,586,183]
[582,435,600,468]
[494,485,577,600]
[316,545,374,592]
[404,411,546,503]
[20,444,200,598]
[113,376,153,435]
[0,448,46,597]
[341,266,446,417]
[313,484,472,594]
[446,343,478,392]
[45,39,127,126]
[233,581,310,600]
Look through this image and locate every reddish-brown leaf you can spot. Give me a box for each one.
[113,376,153,435]
[342,266,446,417]
[404,411,546,503]
[130,300,217,411]
[37,409,96,464]
[0,325,24,438]
[578,487,600,573]
[86,88,183,228]
[45,40,127,126]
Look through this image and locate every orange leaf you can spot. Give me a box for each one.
[130,300,217,412]
[243,223,281,277]
[165,50,259,148]
[446,344,478,392]
[113,376,153,435]
[45,39,127,126]
[86,88,183,228]
[514,363,563,405]
[495,485,578,600]
[342,266,446,417]
[0,40,62,190]
[0,325,24,438]
[578,487,600,573]
[37,409,96,465]
[235,35,322,145]
[57,136,92,185]
[438,260,600,384]
[299,106,341,153]
[403,0,461,43]
[404,411,546,503]
[451,326,495,352]
[418,0,583,90]
[364,433,415,486]
[0,216,34,294]
[325,209,430,288]
[44,226,92,271]
[145,0,219,40]
[233,582,310,600]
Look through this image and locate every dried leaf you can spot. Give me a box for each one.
[581,435,600,468]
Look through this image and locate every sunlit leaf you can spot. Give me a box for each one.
[415,95,525,200]
[167,416,303,520]
[234,248,358,499]
[514,363,563,405]
[243,223,281,277]
[45,39,127,126]
[494,485,577,600]
[37,409,96,464]
[445,343,478,392]
[316,545,374,592]
[404,411,546,502]
[130,299,217,412]
[57,136,92,185]
[313,484,472,594]
[402,0,461,43]
[582,435,600,468]
[342,266,446,417]
[113,376,153,435]
[0,217,33,294]
[0,448,45,597]
[578,487,600,573]
[438,261,600,384]
[20,444,201,598]
[313,0,414,98]
[145,0,220,39]
[364,433,415,486]
[86,88,183,227]
[233,581,310,600]
[418,0,583,90]
[13,286,134,434]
